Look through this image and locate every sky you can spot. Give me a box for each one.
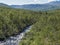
[0,0,57,5]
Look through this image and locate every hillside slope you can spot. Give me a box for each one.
[0,3,10,7]
[19,10,60,45]
[0,1,60,11]
[0,6,39,41]
[11,1,60,11]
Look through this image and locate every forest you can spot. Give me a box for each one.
[0,6,40,40]
[0,6,60,45]
[19,10,60,45]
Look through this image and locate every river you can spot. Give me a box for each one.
[0,26,32,45]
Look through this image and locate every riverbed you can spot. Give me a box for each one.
[0,26,32,45]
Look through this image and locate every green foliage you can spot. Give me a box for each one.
[0,6,60,45]
[0,6,39,40]
[19,10,60,45]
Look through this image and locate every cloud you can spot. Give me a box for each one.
[34,0,37,2]
[0,0,56,5]
[48,0,55,2]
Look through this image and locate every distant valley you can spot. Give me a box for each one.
[0,1,60,11]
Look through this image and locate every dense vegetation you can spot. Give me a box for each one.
[0,6,60,45]
[0,6,40,40]
[19,10,60,45]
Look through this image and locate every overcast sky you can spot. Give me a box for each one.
[0,0,58,5]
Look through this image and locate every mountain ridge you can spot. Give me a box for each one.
[0,1,60,11]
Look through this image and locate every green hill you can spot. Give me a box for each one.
[0,6,39,40]
[0,3,10,8]
[0,6,60,45]
[19,10,60,45]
